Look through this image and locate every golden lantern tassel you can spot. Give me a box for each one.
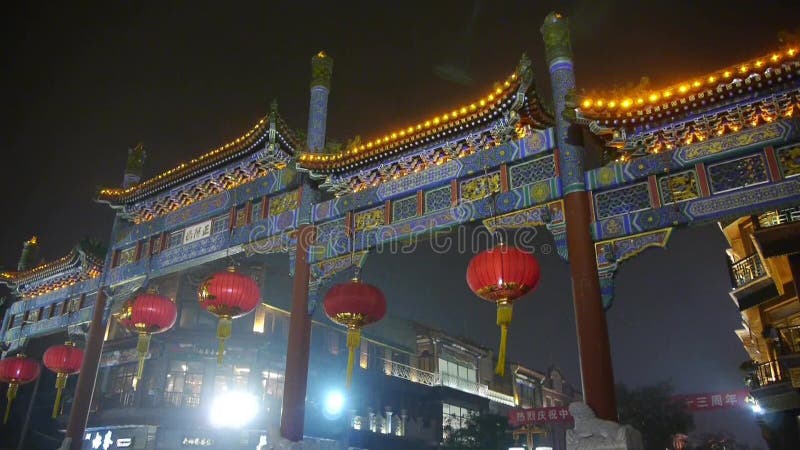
[495,302,513,376]
[4,383,18,424]
[346,327,361,388]
[52,372,68,418]
[136,333,152,381]
[216,317,232,365]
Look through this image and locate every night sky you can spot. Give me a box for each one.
[3,1,800,446]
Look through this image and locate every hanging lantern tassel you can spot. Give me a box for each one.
[136,333,152,380]
[52,372,68,418]
[495,301,513,376]
[4,382,18,424]
[216,317,232,365]
[346,327,361,388]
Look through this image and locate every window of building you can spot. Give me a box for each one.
[438,358,476,388]
[164,360,203,408]
[516,377,536,408]
[251,199,264,222]
[117,246,136,267]
[179,301,216,330]
[214,365,250,395]
[253,303,268,334]
[391,350,410,366]
[27,308,40,323]
[324,328,342,356]
[261,370,284,401]
[442,403,474,439]
[52,302,64,317]
[107,363,137,407]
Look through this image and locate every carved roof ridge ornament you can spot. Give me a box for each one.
[309,54,539,196]
[573,44,799,122]
[296,56,553,174]
[97,108,300,206]
[0,241,104,297]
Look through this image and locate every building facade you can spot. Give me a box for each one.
[721,207,800,449]
[2,11,800,450]
[0,240,578,450]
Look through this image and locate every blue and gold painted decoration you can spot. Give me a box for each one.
[460,172,500,202]
[392,195,418,222]
[353,206,385,232]
[658,169,700,205]
[509,154,556,189]
[776,144,800,178]
[541,12,584,194]
[707,153,769,194]
[594,182,652,220]
[595,228,673,309]
[113,166,294,249]
[593,177,800,240]
[482,200,563,234]
[585,120,799,191]
[425,186,452,213]
[311,130,555,223]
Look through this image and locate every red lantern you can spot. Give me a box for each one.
[323,279,386,387]
[467,243,540,376]
[0,354,40,424]
[118,291,177,379]
[43,342,84,418]
[198,267,260,364]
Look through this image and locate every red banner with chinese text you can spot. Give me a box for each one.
[508,406,573,427]
[671,390,749,412]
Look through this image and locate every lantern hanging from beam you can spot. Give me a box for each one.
[466,243,540,376]
[0,354,40,424]
[323,278,386,387]
[198,267,260,364]
[43,342,84,418]
[118,291,177,380]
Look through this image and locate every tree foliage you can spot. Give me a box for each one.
[441,412,514,450]
[616,381,695,450]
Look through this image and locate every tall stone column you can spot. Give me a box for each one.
[279,52,331,441]
[62,290,109,450]
[306,52,333,152]
[280,223,316,441]
[541,12,617,421]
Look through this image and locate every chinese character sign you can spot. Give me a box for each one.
[671,390,749,412]
[508,406,573,427]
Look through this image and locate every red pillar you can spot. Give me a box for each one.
[563,191,617,420]
[62,290,108,450]
[280,224,315,441]
[542,11,617,420]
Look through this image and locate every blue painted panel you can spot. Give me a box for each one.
[585,119,799,191]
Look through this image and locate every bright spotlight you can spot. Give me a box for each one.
[323,390,345,417]
[750,403,764,414]
[209,391,259,428]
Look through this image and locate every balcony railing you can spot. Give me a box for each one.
[163,390,201,409]
[757,206,800,228]
[754,360,784,387]
[778,325,800,354]
[729,253,767,289]
[107,389,136,409]
[370,357,515,406]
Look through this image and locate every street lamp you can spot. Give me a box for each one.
[323,390,345,417]
[209,391,259,428]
